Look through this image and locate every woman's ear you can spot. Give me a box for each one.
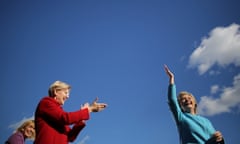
[53,89,58,97]
[194,104,197,113]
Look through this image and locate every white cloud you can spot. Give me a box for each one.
[198,74,240,116]
[188,23,240,75]
[210,85,219,94]
[77,135,90,144]
[209,70,221,76]
[9,115,34,130]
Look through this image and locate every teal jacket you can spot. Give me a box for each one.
[168,84,216,144]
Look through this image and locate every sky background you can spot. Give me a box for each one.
[1,0,240,144]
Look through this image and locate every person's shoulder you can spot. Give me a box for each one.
[36,96,60,111]
[15,131,24,137]
[40,96,53,101]
[38,96,56,105]
[7,131,24,142]
[196,114,212,122]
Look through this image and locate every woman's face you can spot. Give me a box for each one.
[178,94,196,113]
[23,123,35,139]
[54,88,70,105]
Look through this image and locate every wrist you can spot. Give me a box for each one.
[89,107,93,113]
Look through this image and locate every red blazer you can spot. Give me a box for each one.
[34,97,90,144]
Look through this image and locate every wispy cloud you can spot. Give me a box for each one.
[76,135,90,144]
[9,115,34,130]
[210,85,219,94]
[188,23,240,116]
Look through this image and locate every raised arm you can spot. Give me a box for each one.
[164,64,183,122]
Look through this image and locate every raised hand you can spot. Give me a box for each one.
[164,64,174,84]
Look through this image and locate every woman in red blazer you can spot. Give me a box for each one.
[34,80,107,144]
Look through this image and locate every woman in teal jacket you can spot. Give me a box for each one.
[164,65,224,144]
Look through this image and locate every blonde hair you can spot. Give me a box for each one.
[16,120,35,140]
[177,91,197,114]
[48,80,71,97]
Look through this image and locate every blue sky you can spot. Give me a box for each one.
[1,0,240,144]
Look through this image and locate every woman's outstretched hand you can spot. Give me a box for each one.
[81,97,107,113]
[89,97,107,112]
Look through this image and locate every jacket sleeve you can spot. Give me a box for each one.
[168,84,183,124]
[67,121,86,142]
[205,137,225,144]
[38,97,90,125]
